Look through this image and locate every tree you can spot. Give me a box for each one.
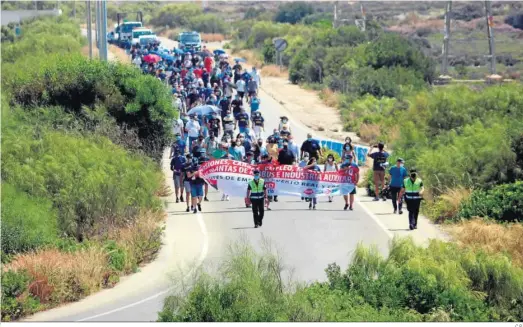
[274,2,313,24]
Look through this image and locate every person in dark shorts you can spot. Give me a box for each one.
[187,163,205,214]
[368,142,390,201]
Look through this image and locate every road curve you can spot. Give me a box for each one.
[25,36,410,322]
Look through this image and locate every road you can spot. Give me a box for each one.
[25,36,440,322]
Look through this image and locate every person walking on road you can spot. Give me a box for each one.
[246,169,268,228]
[324,154,338,203]
[170,149,187,203]
[339,154,359,211]
[182,154,194,212]
[368,142,390,201]
[389,158,408,214]
[304,157,321,210]
[400,169,424,230]
[187,163,205,214]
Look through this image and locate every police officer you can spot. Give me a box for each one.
[400,168,424,230]
[246,169,267,228]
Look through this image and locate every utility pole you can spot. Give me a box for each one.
[333,1,338,28]
[485,0,496,74]
[100,0,108,61]
[86,0,92,59]
[441,1,452,75]
[360,2,366,31]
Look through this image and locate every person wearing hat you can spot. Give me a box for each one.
[368,142,390,201]
[400,169,424,230]
[389,158,408,214]
[339,154,359,210]
[246,169,268,228]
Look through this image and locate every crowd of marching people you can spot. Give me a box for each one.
[128,40,424,230]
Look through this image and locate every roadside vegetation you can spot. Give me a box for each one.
[159,238,523,322]
[1,17,175,321]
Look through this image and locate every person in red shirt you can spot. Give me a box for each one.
[204,56,213,73]
[181,68,188,79]
[193,67,203,79]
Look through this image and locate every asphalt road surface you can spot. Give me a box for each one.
[25,36,393,322]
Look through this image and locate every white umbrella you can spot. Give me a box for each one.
[187,105,221,116]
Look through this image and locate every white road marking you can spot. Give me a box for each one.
[77,213,209,322]
[355,197,394,239]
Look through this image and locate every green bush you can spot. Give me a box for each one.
[274,2,313,24]
[1,270,40,321]
[159,238,523,322]
[1,122,163,241]
[458,181,523,222]
[3,54,175,159]
[104,240,127,272]
[1,184,58,257]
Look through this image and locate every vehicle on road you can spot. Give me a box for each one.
[178,31,202,52]
[131,27,156,45]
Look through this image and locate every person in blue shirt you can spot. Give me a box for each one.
[170,150,187,203]
[249,95,261,114]
[169,134,186,158]
[388,158,408,214]
[339,154,360,211]
[235,107,250,134]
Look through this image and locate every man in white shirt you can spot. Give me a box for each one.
[251,67,261,86]
[236,78,246,101]
[132,55,142,68]
[185,114,201,149]
[172,112,184,139]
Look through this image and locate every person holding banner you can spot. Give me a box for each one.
[246,169,268,228]
[339,154,359,211]
[304,157,322,210]
[324,154,339,203]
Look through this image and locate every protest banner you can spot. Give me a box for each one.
[198,159,359,198]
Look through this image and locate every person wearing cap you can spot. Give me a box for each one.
[400,169,424,230]
[368,142,390,201]
[246,169,268,228]
[389,158,408,214]
[301,133,322,161]
[339,154,359,210]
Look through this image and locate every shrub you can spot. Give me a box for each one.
[1,184,58,257]
[1,270,40,321]
[458,181,523,223]
[1,126,163,241]
[159,238,523,322]
[4,54,175,159]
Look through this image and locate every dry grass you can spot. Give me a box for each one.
[109,45,131,64]
[358,123,382,143]
[318,88,341,108]
[81,45,99,58]
[231,49,263,68]
[109,210,165,271]
[448,219,523,267]
[201,33,225,43]
[155,183,173,197]
[261,64,288,78]
[5,247,109,304]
